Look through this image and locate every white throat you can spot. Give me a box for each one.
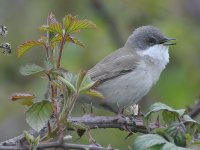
[137,44,170,85]
[138,44,169,68]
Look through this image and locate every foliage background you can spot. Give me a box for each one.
[0,0,200,149]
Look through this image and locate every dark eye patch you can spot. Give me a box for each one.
[148,37,157,44]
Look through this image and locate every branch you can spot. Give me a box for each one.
[0,141,112,150]
[68,115,158,133]
[1,115,158,147]
[188,100,200,118]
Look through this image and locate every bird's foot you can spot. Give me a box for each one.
[81,103,96,117]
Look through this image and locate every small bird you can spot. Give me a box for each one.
[78,25,175,113]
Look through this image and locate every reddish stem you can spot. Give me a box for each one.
[57,33,67,68]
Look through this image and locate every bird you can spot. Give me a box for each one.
[78,25,176,113]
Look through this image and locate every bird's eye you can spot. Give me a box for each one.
[148,37,156,44]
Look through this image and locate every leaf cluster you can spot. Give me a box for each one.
[133,102,200,150]
[11,13,100,145]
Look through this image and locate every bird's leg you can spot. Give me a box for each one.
[81,103,96,118]
[81,104,86,114]
[116,102,126,117]
[90,102,94,114]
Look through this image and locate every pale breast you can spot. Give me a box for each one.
[96,67,153,112]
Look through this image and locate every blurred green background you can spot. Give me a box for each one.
[1,0,200,149]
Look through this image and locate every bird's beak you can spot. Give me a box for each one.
[161,38,176,46]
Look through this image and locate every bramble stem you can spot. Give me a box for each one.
[57,32,67,68]
[46,74,61,138]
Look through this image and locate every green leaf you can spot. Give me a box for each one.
[161,142,189,150]
[9,93,34,106]
[17,40,46,57]
[162,111,178,124]
[67,36,85,47]
[165,122,186,147]
[23,130,35,144]
[183,115,200,135]
[26,101,53,131]
[58,75,76,92]
[133,134,189,150]
[50,34,84,48]
[79,73,96,92]
[44,59,54,71]
[145,102,186,124]
[62,14,76,31]
[153,128,175,143]
[50,80,66,91]
[63,14,96,33]
[39,23,63,35]
[23,131,40,150]
[32,135,40,150]
[20,64,44,76]
[183,115,198,124]
[133,134,166,150]
[50,35,62,48]
[76,71,87,90]
[82,89,105,99]
[174,131,186,147]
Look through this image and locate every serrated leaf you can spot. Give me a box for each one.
[63,14,76,31]
[161,142,189,150]
[23,130,35,144]
[176,109,186,116]
[63,15,96,33]
[133,134,189,150]
[9,93,34,106]
[50,35,62,48]
[37,36,47,43]
[165,122,182,137]
[165,122,186,147]
[39,23,63,35]
[50,34,84,48]
[67,36,85,47]
[32,135,40,150]
[26,101,53,131]
[162,111,178,124]
[79,73,96,92]
[82,89,104,99]
[76,71,87,90]
[58,75,76,92]
[20,64,44,76]
[133,134,166,150]
[44,60,53,71]
[17,41,46,57]
[62,72,77,86]
[145,103,186,124]
[23,131,40,150]
[174,131,186,147]
[50,80,66,91]
[183,115,198,124]
[183,115,200,135]
[153,128,175,143]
